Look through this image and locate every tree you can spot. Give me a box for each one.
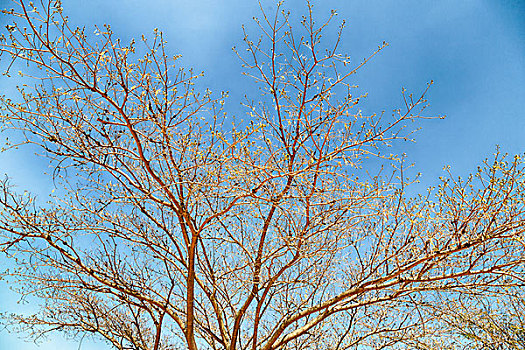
[0,1,524,349]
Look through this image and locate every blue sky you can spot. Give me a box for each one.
[0,0,523,349]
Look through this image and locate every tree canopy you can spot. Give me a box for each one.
[0,1,524,349]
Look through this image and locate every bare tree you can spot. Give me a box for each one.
[0,1,524,349]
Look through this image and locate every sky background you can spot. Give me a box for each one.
[0,0,523,349]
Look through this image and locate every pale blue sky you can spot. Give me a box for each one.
[0,0,523,349]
